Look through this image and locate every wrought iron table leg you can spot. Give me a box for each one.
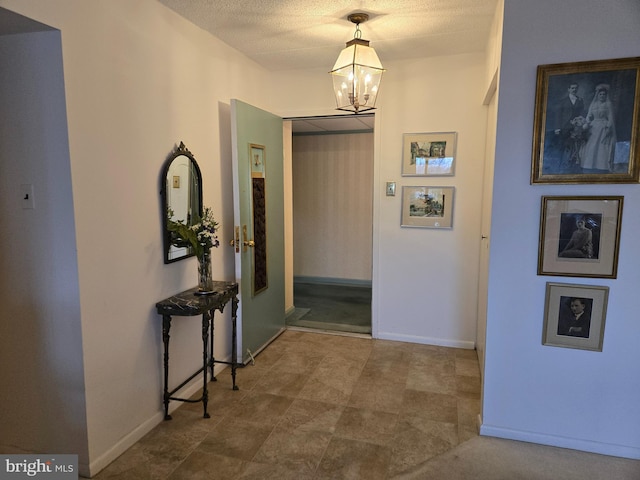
[201,311,210,418]
[231,294,239,390]
[162,315,172,420]
[209,309,216,381]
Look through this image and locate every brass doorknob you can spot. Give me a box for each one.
[243,240,255,247]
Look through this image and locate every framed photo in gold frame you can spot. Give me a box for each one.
[538,196,623,278]
[531,56,640,184]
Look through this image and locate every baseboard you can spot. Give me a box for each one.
[376,331,475,350]
[242,327,286,364]
[480,424,640,460]
[286,325,372,339]
[85,409,165,477]
[86,361,232,477]
[293,276,372,288]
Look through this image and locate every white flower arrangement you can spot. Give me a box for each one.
[167,206,220,257]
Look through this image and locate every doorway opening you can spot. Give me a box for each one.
[285,114,374,335]
[289,280,371,334]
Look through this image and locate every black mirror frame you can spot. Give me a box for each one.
[160,141,203,264]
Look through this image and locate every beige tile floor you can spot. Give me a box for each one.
[94,329,480,479]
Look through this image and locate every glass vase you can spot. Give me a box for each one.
[196,248,214,295]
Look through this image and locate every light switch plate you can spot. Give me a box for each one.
[386,181,396,196]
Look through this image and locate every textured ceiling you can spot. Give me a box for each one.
[156,0,498,72]
[0,3,497,132]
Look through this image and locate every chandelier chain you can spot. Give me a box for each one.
[353,24,362,40]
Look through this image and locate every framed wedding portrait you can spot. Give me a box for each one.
[531,56,640,184]
[401,186,454,229]
[542,282,609,352]
[402,132,457,176]
[538,196,623,278]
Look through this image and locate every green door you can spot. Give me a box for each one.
[231,99,285,363]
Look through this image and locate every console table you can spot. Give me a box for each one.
[156,282,239,420]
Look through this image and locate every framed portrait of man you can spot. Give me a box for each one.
[542,282,609,352]
[531,56,640,184]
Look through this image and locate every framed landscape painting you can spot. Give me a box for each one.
[531,56,640,184]
[402,132,457,176]
[401,186,454,228]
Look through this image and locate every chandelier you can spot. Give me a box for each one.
[329,13,385,114]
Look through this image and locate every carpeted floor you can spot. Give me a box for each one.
[392,435,640,480]
[287,281,372,334]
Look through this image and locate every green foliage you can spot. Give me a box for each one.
[167,206,220,257]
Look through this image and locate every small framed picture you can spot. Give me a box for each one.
[542,282,609,352]
[401,186,454,229]
[531,56,640,184]
[402,132,457,176]
[538,196,623,278]
[250,143,265,176]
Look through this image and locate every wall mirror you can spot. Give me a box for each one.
[160,141,203,263]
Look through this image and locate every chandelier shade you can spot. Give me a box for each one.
[330,14,385,114]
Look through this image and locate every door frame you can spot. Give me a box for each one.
[280,108,381,338]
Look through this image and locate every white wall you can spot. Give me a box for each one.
[0,0,274,475]
[482,0,640,459]
[0,27,88,462]
[273,53,489,348]
[376,55,488,348]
